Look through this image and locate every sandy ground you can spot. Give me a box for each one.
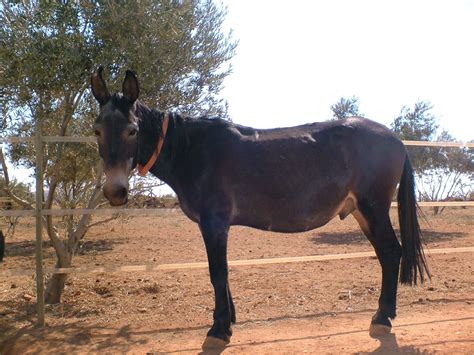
[0,208,473,354]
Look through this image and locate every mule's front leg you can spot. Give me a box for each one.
[200,213,233,349]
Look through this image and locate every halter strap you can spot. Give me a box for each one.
[137,113,169,176]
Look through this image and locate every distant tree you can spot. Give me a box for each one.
[0,0,236,303]
[330,96,362,120]
[391,101,438,174]
[391,102,473,213]
[417,131,473,214]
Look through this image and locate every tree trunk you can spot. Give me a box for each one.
[45,258,71,304]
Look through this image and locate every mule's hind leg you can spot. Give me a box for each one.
[352,202,402,337]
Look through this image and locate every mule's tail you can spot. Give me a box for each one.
[397,156,430,285]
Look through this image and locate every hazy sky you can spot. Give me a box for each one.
[4,1,473,191]
[221,0,474,142]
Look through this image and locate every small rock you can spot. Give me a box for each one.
[22,294,34,302]
[138,308,147,313]
[427,286,435,291]
[11,284,17,289]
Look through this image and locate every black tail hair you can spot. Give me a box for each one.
[397,157,430,285]
[0,230,5,262]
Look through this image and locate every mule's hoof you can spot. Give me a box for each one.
[202,336,229,349]
[369,323,392,338]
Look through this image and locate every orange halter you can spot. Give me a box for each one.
[137,113,170,176]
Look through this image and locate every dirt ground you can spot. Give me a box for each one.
[0,208,473,354]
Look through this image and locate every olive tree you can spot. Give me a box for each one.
[0,0,236,303]
[330,96,362,120]
[391,101,473,213]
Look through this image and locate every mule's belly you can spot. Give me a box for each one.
[232,213,333,233]
[230,187,350,233]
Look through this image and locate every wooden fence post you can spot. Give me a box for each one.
[34,119,45,326]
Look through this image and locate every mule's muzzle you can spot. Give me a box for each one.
[103,184,128,206]
[103,166,130,206]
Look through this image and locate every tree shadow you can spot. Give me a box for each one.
[311,230,467,246]
[77,239,121,255]
[3,238,121,258]
[3,240,55,258]
[0,321,149,354]
[2,301,472,354]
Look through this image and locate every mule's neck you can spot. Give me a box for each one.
[135,102,185,188]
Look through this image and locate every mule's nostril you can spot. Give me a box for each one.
[119,187,128,199]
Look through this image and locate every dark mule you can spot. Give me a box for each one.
[91,68,429,348]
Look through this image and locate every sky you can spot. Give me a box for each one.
[3,0,474,193]
[220,0,474,142]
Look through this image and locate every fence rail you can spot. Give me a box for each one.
[1,246,473,278]
[2,136,474,147]
[2,202,473,218]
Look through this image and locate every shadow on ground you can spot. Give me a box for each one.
[0,322,149,354]
[311,230,467,246]
[2,300,472,354]
[3,238,121,258]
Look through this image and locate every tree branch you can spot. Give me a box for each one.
[0,147,34,210]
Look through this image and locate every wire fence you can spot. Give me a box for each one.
[0,133,473,326]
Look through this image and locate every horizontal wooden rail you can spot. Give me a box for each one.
[0,136,96,143]
[402,140,474,148]
[40,207,180,216]
[0,208,180,217]
[1,202,473,218]
[1,246,472,278]
[0,210,35,217]
[0,137,33,143]
[42,136,97,143]
[394,201,474,207]
[1,136,473,147]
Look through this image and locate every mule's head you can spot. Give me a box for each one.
[91,67,140,206]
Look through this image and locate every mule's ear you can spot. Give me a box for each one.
[122,70,139,104]
[91,66,110,106]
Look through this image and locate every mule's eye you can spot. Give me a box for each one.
[129,129,138,137]
[94,130,101,137]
